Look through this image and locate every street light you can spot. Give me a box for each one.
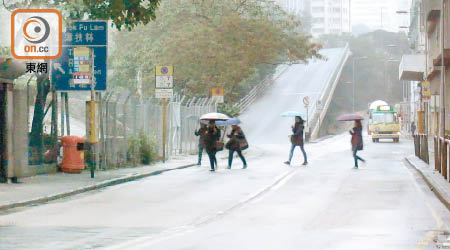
[352,56,368,113]
[384,58,400,102]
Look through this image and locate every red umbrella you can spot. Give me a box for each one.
[337,114,364,121]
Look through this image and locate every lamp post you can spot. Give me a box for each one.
[352,56,368,112]
[437,0,446,138]
[380,7,386,29]
[384,58,399,102]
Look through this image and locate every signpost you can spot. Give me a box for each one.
[155,65,174,162]
[51,20,108,178]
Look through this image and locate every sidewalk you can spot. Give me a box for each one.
[406,154,450,210]
[0,155,198,212]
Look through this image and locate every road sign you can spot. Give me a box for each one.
[64,21,107,46]
[156,66,173,76]
[316,100,323,110]
[421,81,431,102]
[211,87,224,103]
[303,96,310,106]
[156,75,173,88]
[155,65,173,89]
[155,88,173,99]
[52,46,107,91]
[52,21,107,91]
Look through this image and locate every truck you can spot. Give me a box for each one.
[368,100,400,143]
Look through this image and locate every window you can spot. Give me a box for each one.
[372,113,396,124]
[312,7,324,12]
[313,17,325,23]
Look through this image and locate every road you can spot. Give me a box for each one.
[1,47,448,249]
[241,48,348,144]
[1,135,449,250]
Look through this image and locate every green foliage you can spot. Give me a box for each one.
[217,103,241,118]
[109,0,321,103]
[3,0,161,30]
[127,131,158,166]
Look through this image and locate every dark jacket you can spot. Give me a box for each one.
[204,126,221,152]
[291,122,304,146]
[195,127,207,146]
[350,127,363,151]
[226,127,248,151]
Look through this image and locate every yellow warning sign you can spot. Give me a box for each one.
[211,87,224,96]
[156,65,173,76]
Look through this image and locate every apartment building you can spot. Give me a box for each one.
[273,0,306,15]
[309,0,351,36]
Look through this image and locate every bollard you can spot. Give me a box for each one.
[425,135,429,164]
[414,135,420,157]
[442,139,448,180]
[435,136,440,172]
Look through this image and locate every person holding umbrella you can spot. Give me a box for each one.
[200,112,229,171]
[350,120,365,168]
[337,114,365,168]
[226,122,248,169]
[194,123,207,165]
[203,121,221,171]
[284,116,308,166]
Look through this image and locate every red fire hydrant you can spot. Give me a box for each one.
[61,136,85,173]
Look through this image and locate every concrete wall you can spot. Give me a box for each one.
[6,88,57,179]
[12,89,29,177]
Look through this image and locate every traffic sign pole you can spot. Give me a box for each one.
[162,98,167,163]
[88,48,97,178]
[155,65,173,162]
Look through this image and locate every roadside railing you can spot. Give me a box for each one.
[234,65,289,113]
[433,136,449,180]
[414,134,429,164]
[99,91,216,169]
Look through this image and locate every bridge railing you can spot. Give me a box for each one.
[309,44,350,140]
[234,65,289,113]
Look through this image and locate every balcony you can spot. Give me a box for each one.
[425,0,441,34]
[433,49,450,66]
[399,54,426,81]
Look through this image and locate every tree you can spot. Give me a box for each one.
[110,0,321,103]
[3,0,161,30]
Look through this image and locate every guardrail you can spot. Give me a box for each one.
[433,136,449,180]
[414,134,429,164]
[234,65,289,113]
[309,44,350,140]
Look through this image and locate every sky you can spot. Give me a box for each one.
[351,0,412,33]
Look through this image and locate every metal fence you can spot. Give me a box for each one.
[99,91,216,169]
[233,65,289,113]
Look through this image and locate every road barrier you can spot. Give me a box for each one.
[414,134,429,164]
[433,136,450,181]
